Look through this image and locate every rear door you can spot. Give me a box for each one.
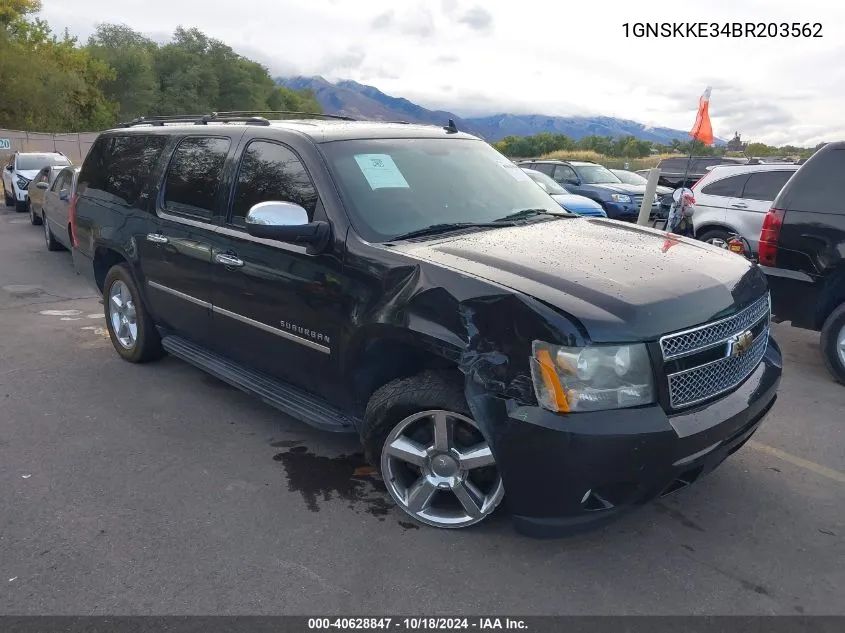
[141,134,238,348]
[694,172,750,235]
[44,169,75,248]
[734,169,796,251]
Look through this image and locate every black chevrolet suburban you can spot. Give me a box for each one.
[759,141,845,384]
[71,112,782,537]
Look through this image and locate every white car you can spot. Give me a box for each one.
[690,163,799,253]
[3,152,72,212]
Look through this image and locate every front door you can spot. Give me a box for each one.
[210,139,346,406]
[140,135,235,348]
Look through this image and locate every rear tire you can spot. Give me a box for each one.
[102,264,164,363]
[30,204,42,225]
[698,228,732,249]
[3,189,13,207]
[820,303,845,385]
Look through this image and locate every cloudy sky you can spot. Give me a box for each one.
[41,0,844,146]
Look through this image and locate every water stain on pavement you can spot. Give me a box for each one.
[273,445,392,520]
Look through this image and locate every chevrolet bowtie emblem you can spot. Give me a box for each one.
[727,330,754,357]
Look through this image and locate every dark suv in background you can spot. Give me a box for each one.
[70,112,781,537]
[638,156,749,190]
[758,141,845,383]
[516,159,659,221]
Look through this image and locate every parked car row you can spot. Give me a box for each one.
[514,159,663,221]
[32,111,786,538]
[3,151,73,212]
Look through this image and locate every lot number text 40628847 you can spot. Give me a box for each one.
[307,618,528,630]
[623,22,823,38]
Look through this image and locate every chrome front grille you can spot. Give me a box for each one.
[661,294,771,409]
[660,294,770,360]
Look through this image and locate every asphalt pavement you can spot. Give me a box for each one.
[0,205,843,615]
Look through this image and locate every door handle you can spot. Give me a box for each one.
[730,203,748,209]
[146,233,169,244]
[214,253,244,267]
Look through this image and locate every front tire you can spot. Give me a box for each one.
[362,371,504,529]
[820,303,845,385]
[103,264,164,363]
[4,188,13,207]
[30,204,42,225]
[43,214,62,251]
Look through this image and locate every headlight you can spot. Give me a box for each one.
[16,176,30,190]
[610,193,631,203]
[529,341,655,412]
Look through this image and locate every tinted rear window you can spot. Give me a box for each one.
[741,170,795,202]
[700,173,749,197]
[163,136,230,219]
[79,134,167,207]
[774,147,845,215]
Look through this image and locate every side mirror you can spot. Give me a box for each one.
[244,201,330,253]
[36,182,49,190]
[59,189,69,201]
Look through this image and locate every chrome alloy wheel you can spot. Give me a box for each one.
[381,409,504,529]
[837,322,845,368]
[108,280,138,349]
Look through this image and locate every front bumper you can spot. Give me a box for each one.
[14,185,28,201]
[604,201,660,221]
[486,336,782,538]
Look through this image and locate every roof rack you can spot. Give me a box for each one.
[116,110,355,128]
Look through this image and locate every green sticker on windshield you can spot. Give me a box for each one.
[354,154,410,190]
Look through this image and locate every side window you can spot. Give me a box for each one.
[533,163,554,176]
[51,171,68,192]
[700,174,749,197]
[552,164,577,183]
[162,137,231,220]
[229,140,318,227]
[80,135,167,207]
[741,170,794,202]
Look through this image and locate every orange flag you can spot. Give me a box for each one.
[689,86,714,146]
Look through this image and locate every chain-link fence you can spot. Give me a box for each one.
[0,128,98,165]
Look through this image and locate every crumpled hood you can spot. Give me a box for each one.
[394,218,768,342]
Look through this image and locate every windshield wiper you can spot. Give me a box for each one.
[389,222,514,242]
[494,208,571,222]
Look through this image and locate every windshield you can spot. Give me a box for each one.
[320,138,563,242]
[523,169,568,195]
[574,164,622,184]
[16,154,70,171]
[612,170,647,186]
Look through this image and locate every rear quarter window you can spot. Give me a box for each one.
[79,134,167,207]
[775,148,845,215]
[700,173,750,197]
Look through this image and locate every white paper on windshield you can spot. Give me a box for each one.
[501,162,532,182]
[354,154,410,190]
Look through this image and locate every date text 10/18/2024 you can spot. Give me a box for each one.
[308,618,528,630]
[622,22,823,38]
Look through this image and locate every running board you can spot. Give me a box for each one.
[161,335,358,433]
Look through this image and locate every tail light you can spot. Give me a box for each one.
[758,208,785,266]
[69,193,79,247]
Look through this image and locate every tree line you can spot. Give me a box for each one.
[0,0,321,133]
[493,131,819,159]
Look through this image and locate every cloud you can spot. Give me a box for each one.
[457,6,493,32]
[398,6,435,38]
[316,47,366,75]
[370,10,393,30]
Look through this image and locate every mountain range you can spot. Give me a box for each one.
[277,76,723,145]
